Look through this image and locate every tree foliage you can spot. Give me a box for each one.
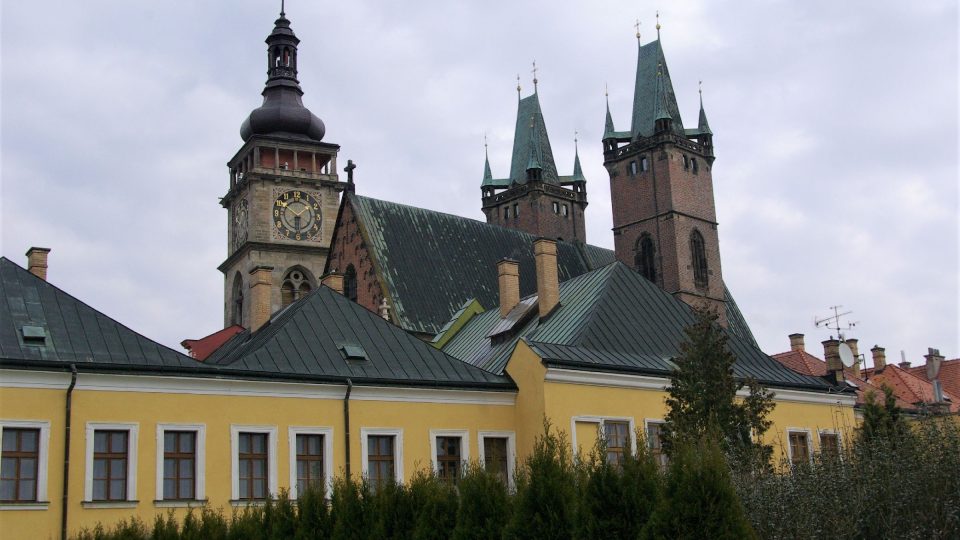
[662,306,775,466]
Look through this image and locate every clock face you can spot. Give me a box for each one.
[233,198,249,247]
[274,190,322,241]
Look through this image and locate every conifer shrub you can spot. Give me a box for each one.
[409,471,458,540]
[294,485,332,540]
[330,475,368,540]
[227,504,266,540]
[505,419,577,540]
[367,478,414,540]
[150,512,180,540]
[452,463,511,540]
[263,490,297,540]
[180,507,229,540]
[642,436,756,540]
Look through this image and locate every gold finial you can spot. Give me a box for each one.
[634,19,641,41]
[532,60,538,90]
[484,133,488,151]
[574,130,579,151]
[655,10,661,36]
[516,73,521,96]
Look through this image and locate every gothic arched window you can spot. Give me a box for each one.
[231,272,244,326]
[344,264,358,303]
[690,230,709,288]
[281,268,312,307]
[635,234,656,283]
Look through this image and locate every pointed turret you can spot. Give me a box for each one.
[240,8,325,142]
[698,84,712,135]
[603,91,616,139]
[630,38,684,139]
[572,138,585,181]
[508,92,558,184]
[483,151,493,183]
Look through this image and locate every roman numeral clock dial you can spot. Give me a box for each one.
[274,190,322,241]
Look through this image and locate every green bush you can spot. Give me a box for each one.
[453,463,511,540]
[409,471,458,540]
[330,476,368,540]
[367,478,414,539]
[294,486,331,540]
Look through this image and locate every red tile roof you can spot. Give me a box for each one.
[861,364,959,414]
[181,325,244,361]
[906,358,960,400]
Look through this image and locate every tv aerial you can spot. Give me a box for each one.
[814,305,859,342]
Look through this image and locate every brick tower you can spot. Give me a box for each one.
[602,30,725,322]
[481,78,588,243]
[219,7,348,328]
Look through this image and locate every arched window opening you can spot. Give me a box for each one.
[635,234,657,283]
[281,268,312,307]
[344,265,358,303]
[640,156,649,172]
[682,155,689,170]
[231,273,244,326]
[690,230,709,288]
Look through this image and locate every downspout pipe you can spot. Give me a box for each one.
[343,379,353,479]
[61,365,78,540]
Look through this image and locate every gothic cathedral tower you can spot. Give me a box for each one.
[602,31,726,323]
[219,8,348,328]
[481,79,588,243]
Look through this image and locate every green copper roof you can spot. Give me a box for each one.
[509,92,559,184]
[572,147,585,181]
[631,39,685,138]
[525,118,544,173]
[442,262,834,392]
[482,151,493,183]
[698,92,712,135]
[603,96,616,138]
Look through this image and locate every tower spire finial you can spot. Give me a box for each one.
[655,10,661,38]
[531,60,538,91]
[574,130,579,152]
[280,0,285,16]
[516,73,521,98]
[699,79,703,104]
[634,19,641,42]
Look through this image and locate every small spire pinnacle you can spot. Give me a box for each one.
[655,10,661,38]
[482,133,493,183]
[531,60,538,91]
[604,83,615,136]
[634,19,641,42]
[572,130,585,180]
[280,0,285,17]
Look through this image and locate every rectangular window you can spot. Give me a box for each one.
[435,436,463,483]
[238,432,268,500]
[367,435,395,489]
[788,431,810,466]
[1,428,39,502]
[513,203,519,217]
[552,201,560,214]
[641,156,649,171]
[819,433,840,458]
[503,207,510,219]
[482,437,509,482]
[646,422,668,469]
[604,421,630,466]
[93,430,128,501]
[561,204,569,217]
[629,160,638,175]
[296,434,324,495]
[162,431,196,500]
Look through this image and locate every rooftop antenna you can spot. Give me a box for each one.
[814,305,858,341]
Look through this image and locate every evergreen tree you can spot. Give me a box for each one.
[410,472,458,540]
[453,463,511,540]
[858,384,909,444]
[367,479,414,540]
[330,476,368,540]
[641,437,756,540]
[295,486,332,540]
[662,306,774,466]
[505,420,577,540]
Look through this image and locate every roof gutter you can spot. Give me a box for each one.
[343,379,353,479]
[60,364,77,540]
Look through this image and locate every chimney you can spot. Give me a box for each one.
[497,258,520,317]
[533,238,560,318]
[321,272,344,295]
[846,338,861,378]
[26,247,51,281]
[248,265,274,332]
[789,333,805,352]
[898,350,910,369]
[822,338,842,384]
[871,345,886,370]
[924,348,946,403]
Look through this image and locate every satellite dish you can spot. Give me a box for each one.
[838,342,855,368]
[926,356,942,380]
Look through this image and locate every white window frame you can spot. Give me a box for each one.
[155,423,206,505]
[0,420,51,509]
[287,426,334,500]
[477,431,516,488]
[429,429,470,477]
[360,427,403,484]
[569,415,637,456]
[84,422,139,507]
[817,429,842,455]
[786,428,814,465]
[230,425,278,503]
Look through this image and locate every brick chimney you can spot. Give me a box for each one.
[321,272,344,295]
[533,239,560,318]
[871,345,886,370]
[822,338,842,384]
[789,333,805,352]
[497,258,520,317]
[248,265,274,332]
[26,247,51,281]
[924,347,946,404]
[846,338,861,378]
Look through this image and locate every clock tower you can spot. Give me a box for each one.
[219,7,348,328]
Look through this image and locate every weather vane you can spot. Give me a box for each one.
[531,61,538,89]
[656,10,661,37]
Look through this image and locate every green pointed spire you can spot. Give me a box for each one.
[508,92,558,184]
[604,87,616,138]
[698,82,712,135]
[572,133,585,181]
[483,139,493,183]
[630,38,684,138]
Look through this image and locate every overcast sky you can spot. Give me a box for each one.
[2,1,957,365]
